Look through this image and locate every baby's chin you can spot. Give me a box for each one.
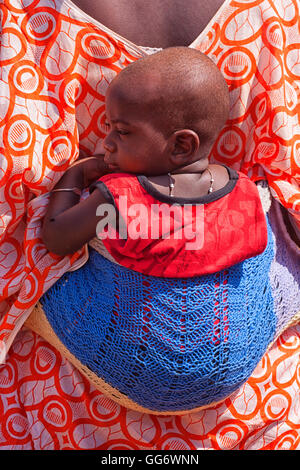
[107,164,120,171]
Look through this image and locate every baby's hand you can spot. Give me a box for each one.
[69,154,109,187]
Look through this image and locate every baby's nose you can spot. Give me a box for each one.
[98,140,106,155]
[103,135,115,152]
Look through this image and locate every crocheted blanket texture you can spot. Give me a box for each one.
[41,221,276,412]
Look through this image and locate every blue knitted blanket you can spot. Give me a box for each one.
[40,220,275,412]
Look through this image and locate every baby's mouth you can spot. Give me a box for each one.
[108,164,119,170]
[106,161,119,171]
[104,154,113,164]
[104,153,120,171]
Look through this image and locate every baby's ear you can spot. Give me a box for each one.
[169,129,200,165]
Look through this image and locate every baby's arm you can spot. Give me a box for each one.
[42,156,111,256]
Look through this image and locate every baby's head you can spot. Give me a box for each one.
[103,47,229,175]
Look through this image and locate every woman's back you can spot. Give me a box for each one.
[70,0,225,47]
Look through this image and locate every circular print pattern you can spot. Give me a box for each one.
[0,0,299,451]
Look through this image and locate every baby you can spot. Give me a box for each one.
[42,47,266,274]
[39,47,274,414]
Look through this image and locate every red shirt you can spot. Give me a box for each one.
[90,166,268,278]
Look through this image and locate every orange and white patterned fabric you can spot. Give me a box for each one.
[0,325,299,450]
[0,0,299,450]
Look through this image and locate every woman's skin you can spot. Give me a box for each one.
[70,0,225,48]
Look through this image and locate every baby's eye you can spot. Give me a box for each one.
[117,129,129,136]
[104,121,111,130]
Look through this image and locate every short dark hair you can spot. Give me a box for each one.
[109,47,229,146]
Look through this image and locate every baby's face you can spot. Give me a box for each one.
[103,84,170,175]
